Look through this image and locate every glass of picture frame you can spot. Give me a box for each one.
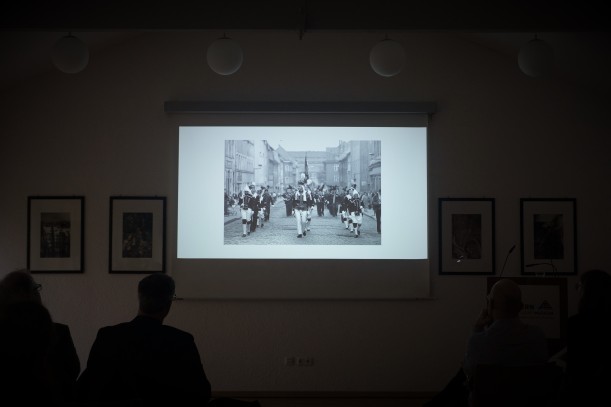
[109,196,166,274]
[520,198,577,276]
[438,197,496,275]
[27,196,85,273]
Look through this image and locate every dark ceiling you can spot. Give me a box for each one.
[2,1,609,32]
[1,1,610,93]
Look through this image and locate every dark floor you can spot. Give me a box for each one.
[227,396,432,407]
[260,398,429,407]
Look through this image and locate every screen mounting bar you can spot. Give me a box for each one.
[164,101,437,114]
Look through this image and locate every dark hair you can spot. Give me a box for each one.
[138,273,175,315]
[578,269,611,315]
[0,270,41,307]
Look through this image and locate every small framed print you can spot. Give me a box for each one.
[520,198,577,276]
[27,196,84,273]
[439,198,495,275]
[109,196,166,274]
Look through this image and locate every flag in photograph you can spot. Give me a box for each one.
[304,153,309,180]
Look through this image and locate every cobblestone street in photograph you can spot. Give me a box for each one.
[224,203,380,245]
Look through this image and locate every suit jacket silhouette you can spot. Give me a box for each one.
[0,301,56,404]
[567,313,611,406]
[49,322,81,401]
[77,315,211,406]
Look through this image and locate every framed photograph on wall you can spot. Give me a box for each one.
[27,196,84,273]
[520,198,577,276]
[439,198,495,275]
[109,196,166,273]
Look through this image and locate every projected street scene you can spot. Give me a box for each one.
[178,125,427,261]
[176,121,429,298]
[223,139,381,245]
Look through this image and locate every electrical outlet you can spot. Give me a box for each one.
[296,356,314,366]
[285,356,314,366]
[284,356,314,367]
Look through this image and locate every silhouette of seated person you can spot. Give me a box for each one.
[564,269,611,407]
[0,270,80,403]
[76,273,212,406]
[0,300,56,404]
[424,279,548,407]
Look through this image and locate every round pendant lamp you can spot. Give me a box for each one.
[518,36,554,78]
[369,37,406,77]
[207,35,243,76]
[52,34,89,74]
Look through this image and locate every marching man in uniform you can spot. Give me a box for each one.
[315,186,326,217]
[283,186,294,217]
[261,186,273,222]
[372,188,381,234]
[348,187,364,238]
[249,183,260,232]
[293,181,310,238]
[325,186,338,217]
[304,179,314,232]
[341,186,353,232]
[238,184,255,237]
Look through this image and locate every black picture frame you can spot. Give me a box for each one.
[439,198,496,275]
[27,196,85,273]
[109,196,166,274]
[520,198,577,276]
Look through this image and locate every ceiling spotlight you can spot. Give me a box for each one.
[369,36,406,77]
[52,33,89,74]
[206,34,243,76]
[518,36,554,78]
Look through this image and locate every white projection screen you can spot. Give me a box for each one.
[170,102,433,299]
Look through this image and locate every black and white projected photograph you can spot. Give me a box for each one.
[223,138,381,245]
[178,126,427,261]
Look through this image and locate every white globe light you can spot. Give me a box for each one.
[206,37,243,76]
[52,35,89,74]
[369,38,406,77]
[518,38,554,78]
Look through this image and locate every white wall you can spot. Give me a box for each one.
[1,31,610,392]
